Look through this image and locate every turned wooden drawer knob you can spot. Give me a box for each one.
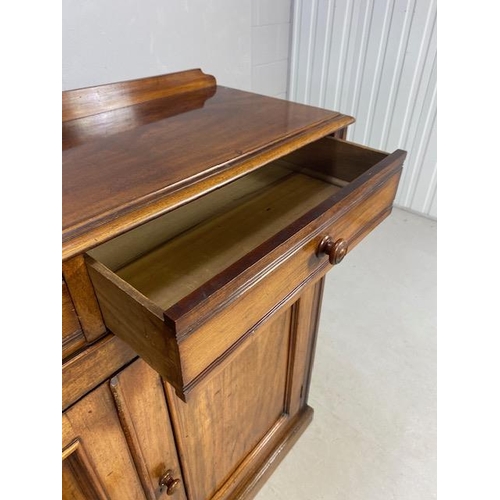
[317,236,348,265]
[159,470,181,496]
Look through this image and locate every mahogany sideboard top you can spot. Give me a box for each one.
[62,69,354,260]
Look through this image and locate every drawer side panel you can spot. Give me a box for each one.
[86,257,185,397]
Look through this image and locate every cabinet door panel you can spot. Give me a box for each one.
[63,384,146,499]
[110,359,187,500]
[166,280,323,500]
[168,308,291,500]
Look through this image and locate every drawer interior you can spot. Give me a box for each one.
[96,166,339,310]
[273,135,387,184]
[88,137,388,311]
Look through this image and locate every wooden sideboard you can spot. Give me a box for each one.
[62,69,406,499]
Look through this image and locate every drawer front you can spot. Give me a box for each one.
[179,169,402,389]
[63,255,107,346]
[86,138,406,399]
[63,333,136,411]
[62,280,85,359]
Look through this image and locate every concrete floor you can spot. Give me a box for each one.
[255,208,437,500]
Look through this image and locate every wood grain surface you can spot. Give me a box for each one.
[62,280,85,359]
[166,307,292,500]
[85,139,404,397]
[63,384,146,499]
[116,169,339,310]
[62,70,407,500]
[62,334,137,411]
[110,359,187,500]
[62,255,106,342]
[63,68,215,122]
[62,71,354,260]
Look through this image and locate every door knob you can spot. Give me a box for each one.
[317,236,348,265]
[159,470,181,496]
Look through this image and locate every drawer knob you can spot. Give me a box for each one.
[317,236,348,265]
[159,470,181,496]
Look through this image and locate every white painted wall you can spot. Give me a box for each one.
[251,0,293,99]
[62,0,252,91]
[289,0,437,218]
[63,0,293,100]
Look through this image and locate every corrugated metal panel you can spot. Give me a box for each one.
[289,0,437,218]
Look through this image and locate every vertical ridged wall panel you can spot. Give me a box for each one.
[290,0,437,218]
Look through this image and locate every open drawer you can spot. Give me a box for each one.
[86,137,406,399]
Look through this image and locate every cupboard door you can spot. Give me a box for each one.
[63,384,146,499]
[110,359,187,499]
[166,280,324,500]
[63,358,186,500]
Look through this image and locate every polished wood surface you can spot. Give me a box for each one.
[62,70,406,499]
[63,68,216,122]
[62,439,108,500]
[166,306,292,500]
[152,139,405,335]
[62,71,354,260]
[275,135,388,182]
[165,282,310,500]
[63,359,187,500]
[331,127,348,140]
[62,255,106,343]
[209,283,323,500]
[85,136,404,398]
[116,167,339,310]
[223,407,313,500]
[62,334,136,411]
[166,281,323,500]
[63,87,217,152]
[88,166,290,271]
[110,359,187,500]
[85,257,185,396]
[62,280,85,359]
[131,152,392,395]
[63,384,146,499]
[317,236,349,265]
